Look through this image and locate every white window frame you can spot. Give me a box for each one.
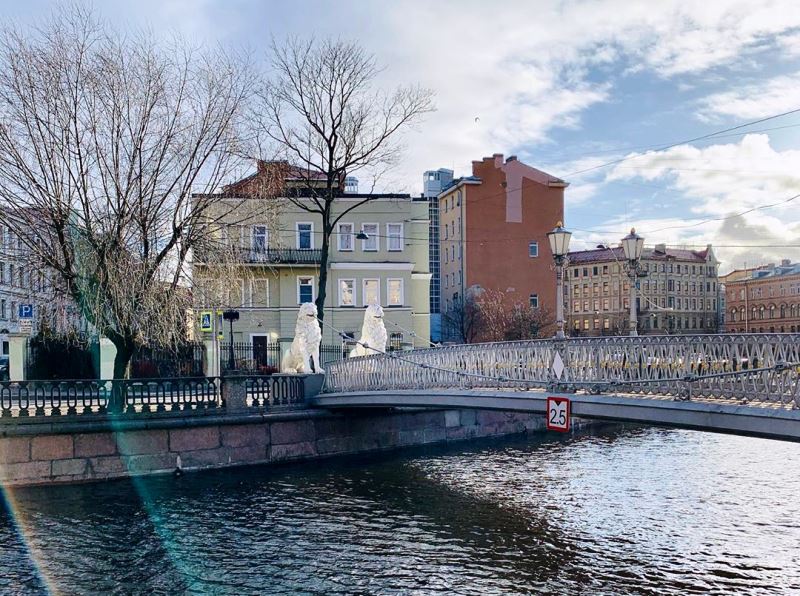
[337,223,354,252]
[338,278,356,307]
[362,278,380,306]
[252,225,268,251]
[296,222,314,250]
[297,276,316,304]
[361,223,379,252]
[386,223,404,252]
[249,278,269,308]
[529,294,539,309]
[387,278,404,307]
[529,242,539,258]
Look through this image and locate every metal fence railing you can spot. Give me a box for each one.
[0,374,309,419]
[130,343,205,378]
[324,333,800,408]
[220,342,282,374]
[220,342,348,373]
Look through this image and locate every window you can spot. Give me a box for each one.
[529,294,539,308]
[362,223,379,251]
[387,279,404,306]
[593,266,599,276]
[10,301,16,321]
[338,223,354,251]
[297,276,315,304]
[0,299,5,320]
[250,279,269,307]
[296,223,313,249]
[387,223,403,252]
[338,279,355,307]
[0,261,4,284]
[363,279,380,305]
[252,225,268,251]
[528,242,538,258]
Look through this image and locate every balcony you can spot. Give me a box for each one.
[243,247,322,265]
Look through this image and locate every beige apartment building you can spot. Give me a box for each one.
[193,163,431,353]
[566,244,720,335]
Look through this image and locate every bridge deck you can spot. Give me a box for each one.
[313,389,800,442]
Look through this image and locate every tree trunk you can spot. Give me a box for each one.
[316,224,331,324]
[112,340,133,380]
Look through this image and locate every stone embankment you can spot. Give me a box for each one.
[0,408,590,487]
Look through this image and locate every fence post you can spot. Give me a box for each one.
[8,333,27,381]
[203,338,220,378]
[223,375,248,412]
[99,338,117,380]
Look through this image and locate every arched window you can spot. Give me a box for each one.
[752,307,758,321]
[780,305,786,318]
[759,306,765,320]
[731,309,737,322]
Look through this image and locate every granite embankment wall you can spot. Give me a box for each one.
[0,408,590,487]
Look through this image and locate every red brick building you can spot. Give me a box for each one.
[438,154,567,340]
[723,260,800,333]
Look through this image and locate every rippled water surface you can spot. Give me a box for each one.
[2,425,800,594]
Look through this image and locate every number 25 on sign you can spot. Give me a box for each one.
[546,397,570,432]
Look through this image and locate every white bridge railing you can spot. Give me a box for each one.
[324,334,800,408]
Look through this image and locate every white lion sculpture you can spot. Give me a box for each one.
[350,304,388,358]
[281,302,325,374]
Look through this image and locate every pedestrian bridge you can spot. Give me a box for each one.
[315,334,800,442]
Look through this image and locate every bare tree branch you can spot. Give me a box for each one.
[0,6,256,378]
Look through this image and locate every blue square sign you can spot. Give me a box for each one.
[18,304,33,319]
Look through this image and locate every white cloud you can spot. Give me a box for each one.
[602,134,800,270]
[697,72,800,121]
[35,0,800,195]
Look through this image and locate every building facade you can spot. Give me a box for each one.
[423,168,453,343]
[437,154,566,341]
[0,223,84,354]
[193,163,432,353]
[566,244,720,335]
[723,260,800,333]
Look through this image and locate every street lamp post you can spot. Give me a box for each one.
[222,309,240,370]
[621,228,644,337]
[547,222,572,340]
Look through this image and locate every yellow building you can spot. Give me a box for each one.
[192,163,431,356]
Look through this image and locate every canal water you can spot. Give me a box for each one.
[2,425,799,594]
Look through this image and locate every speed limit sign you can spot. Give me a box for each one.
[546,397,570,432]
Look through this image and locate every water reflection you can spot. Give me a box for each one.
[2,425,800,594]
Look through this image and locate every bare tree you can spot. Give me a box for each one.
[442,293,482,344]
[445,289,555,344]
[0,7,254,379]
[256,37,434,321]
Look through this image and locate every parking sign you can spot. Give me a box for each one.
[18,304,33,319]
[546,396,570,432]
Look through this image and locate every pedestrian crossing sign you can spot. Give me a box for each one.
[200,310,213,332]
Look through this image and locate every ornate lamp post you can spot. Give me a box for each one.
[621,228,644,337]
[547,221,572,340]
[222,309,240,370]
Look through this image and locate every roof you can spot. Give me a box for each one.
[725,261,800,284]
[568,246,711,265]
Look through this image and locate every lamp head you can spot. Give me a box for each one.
[546,221,572,258]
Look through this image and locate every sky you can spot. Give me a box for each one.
[3,0,800,273]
